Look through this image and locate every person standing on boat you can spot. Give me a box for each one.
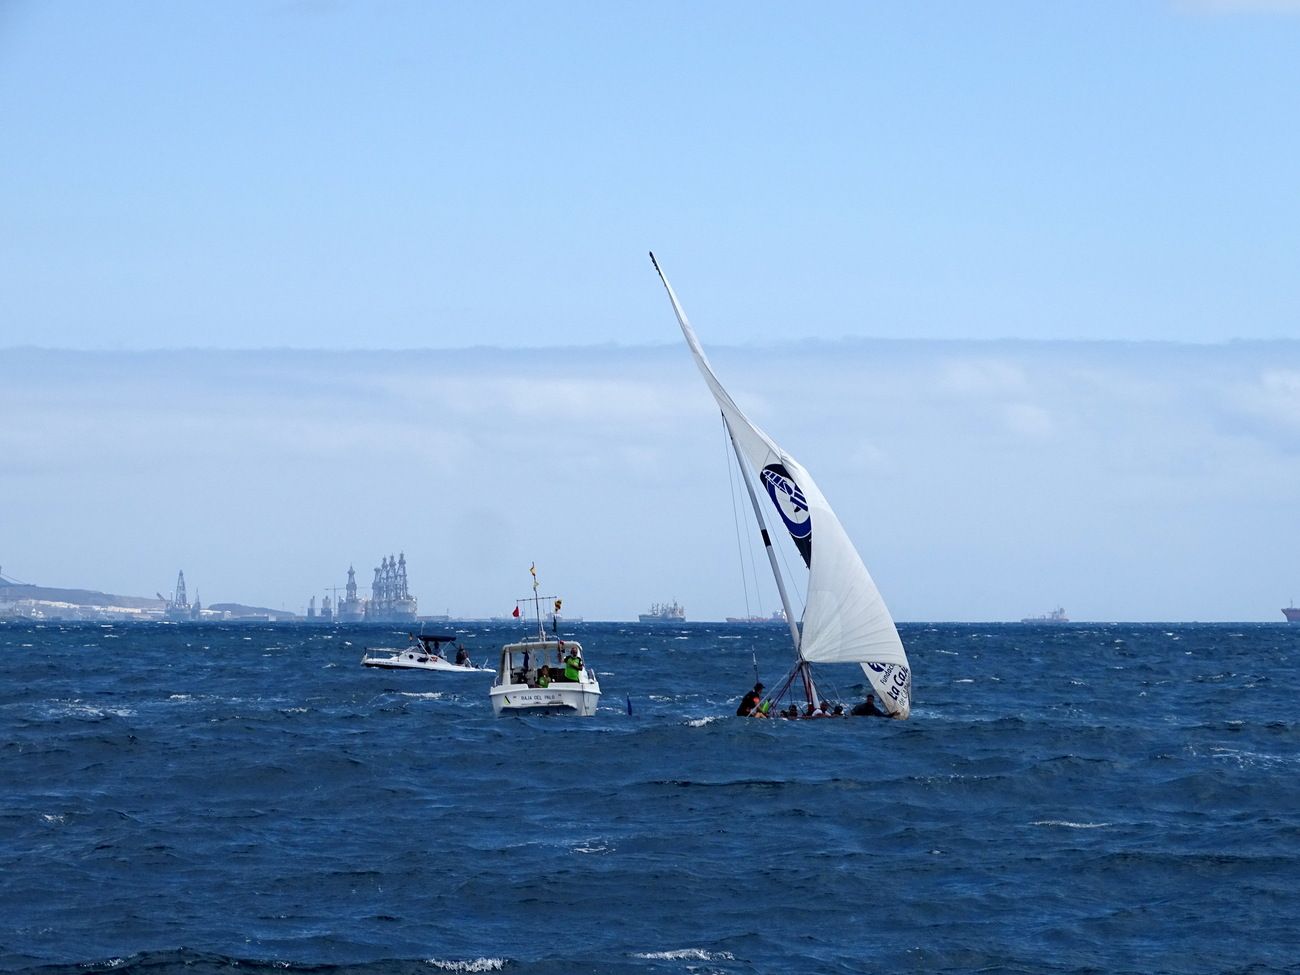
[537,665,552,688]
[455,645,471,667]
[563,646,583,682]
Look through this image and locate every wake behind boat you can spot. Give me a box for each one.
[361,634,490,672]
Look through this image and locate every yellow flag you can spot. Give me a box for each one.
[554,599,562,612]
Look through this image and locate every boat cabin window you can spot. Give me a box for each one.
[501,644,583,685]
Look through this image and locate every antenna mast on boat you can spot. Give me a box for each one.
[521,563,563,642]
[529,562,543,641]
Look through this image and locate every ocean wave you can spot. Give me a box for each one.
[1210,746,1295,769]
[425,958,508,972]
[1030,820,1112,829]
[42,701,136,720]
[685,716,722,727]
[7,952,512,975]
[633,948,735,961]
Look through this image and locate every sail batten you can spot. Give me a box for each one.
[652,252,911,718]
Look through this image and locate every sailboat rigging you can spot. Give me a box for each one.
[650,252,912,719]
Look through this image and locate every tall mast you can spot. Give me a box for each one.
[726,423,817,705]
[727,424,801,654]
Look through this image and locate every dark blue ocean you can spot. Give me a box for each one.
[2,621,1297,975]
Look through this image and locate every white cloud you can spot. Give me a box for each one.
[1002,402,1054,440]
[934,357,1030,398]
[3,341,1299,621]
[1236,368,1300,427]
[1216,368,1300,456]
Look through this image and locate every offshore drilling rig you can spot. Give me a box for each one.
[326,554,417,623]
[366,552,417,622]
[158,570,201,622]
[336,566,365,622]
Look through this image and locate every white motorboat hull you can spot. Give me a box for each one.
[361,650,490,673]
[489,683,601,716]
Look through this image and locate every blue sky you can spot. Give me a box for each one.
[2,2,1298,620]
[2,1,1299,348]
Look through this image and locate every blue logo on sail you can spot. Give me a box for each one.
[761,464,812,565]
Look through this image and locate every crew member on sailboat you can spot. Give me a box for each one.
[851,694,888,717]
[736,683,765,717]
[650,252,913,719]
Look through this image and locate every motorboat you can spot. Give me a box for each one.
[361,634,490,672]
[489,637,601,715]
[489,565,601,715]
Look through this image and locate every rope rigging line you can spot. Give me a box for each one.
[721,414,755,622]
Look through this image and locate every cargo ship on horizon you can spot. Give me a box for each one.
[1284,604,1300,623]
[1020,607,1069,624]
[639,600,685,623]
[725,609,787,624]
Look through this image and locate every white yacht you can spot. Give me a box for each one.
[361,634,490,673]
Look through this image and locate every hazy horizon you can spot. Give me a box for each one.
[4,339,1297,623]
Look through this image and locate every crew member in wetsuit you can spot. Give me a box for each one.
[736,682,764,717]
[851,694,887,717]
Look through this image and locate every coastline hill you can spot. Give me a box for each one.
[0,581,162,610]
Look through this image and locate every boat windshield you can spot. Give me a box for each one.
[415,635,455,647]
[499,642,584,684]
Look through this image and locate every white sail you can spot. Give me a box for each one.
[651,253,911,718]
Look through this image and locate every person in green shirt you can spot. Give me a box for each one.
[563,647,583,682]
[536,665,552,688]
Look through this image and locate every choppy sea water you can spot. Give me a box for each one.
[1,621,1297,975]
